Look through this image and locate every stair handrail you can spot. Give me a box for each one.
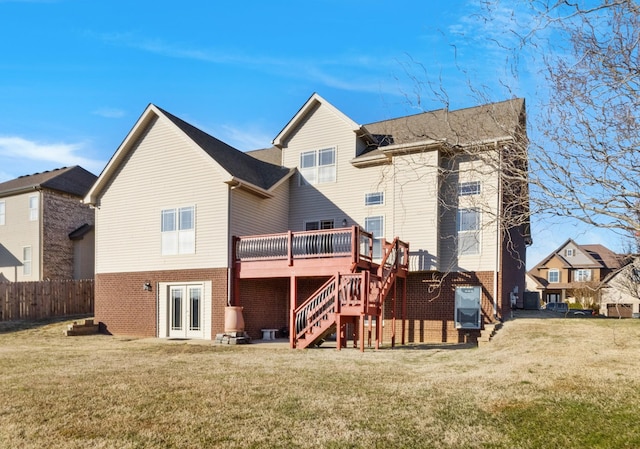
[293,276,338,344]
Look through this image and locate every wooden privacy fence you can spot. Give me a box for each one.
[0,280,94,322]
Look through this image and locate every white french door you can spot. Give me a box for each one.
[169,285,204,339]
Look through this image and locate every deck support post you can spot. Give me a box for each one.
[289,275,297,349]
[401,277,407,345]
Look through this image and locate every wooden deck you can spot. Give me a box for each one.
[233,226,378,278]
[232,227,409,350]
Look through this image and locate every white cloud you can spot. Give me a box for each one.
[0,136,106,178]
[96,32,403,96]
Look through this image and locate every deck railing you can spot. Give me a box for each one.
[235,226,374,264]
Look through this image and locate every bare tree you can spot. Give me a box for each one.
[479,0,640,245]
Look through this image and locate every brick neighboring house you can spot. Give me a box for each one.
[85,94,530,345]
[0,166,97,282]
[526,239,624,306]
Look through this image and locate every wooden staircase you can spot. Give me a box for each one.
[291,238,408,350]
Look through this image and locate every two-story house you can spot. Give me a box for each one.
[84,94,529,346]
[527,239,624,306]
[0,166,97,282]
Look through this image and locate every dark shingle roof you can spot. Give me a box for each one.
[362,98,526,150]
[581,244,625,270]
[157,107,290,190]
[0,166,97,198]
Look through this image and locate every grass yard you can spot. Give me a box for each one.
[1,313,639,449]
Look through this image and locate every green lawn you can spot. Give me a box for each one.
[1,313,639,448]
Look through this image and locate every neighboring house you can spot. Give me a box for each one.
[84,94,530,345]
[527,239,624,306]
[599,256,640,318]
[0,166,97,282]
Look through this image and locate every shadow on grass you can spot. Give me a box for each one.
[0,314,92,334]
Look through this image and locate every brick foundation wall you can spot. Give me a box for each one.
[383,271,496,344]
[239,278,289,340]
[238,277,329,340]
[96,268,228,338]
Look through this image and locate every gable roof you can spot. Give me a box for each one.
[529,239,624,276]
[354,98,526,164]
[365,98,525,147]
[85,104,292,204]
[581,244,625,270]
[272,93,372,148]
[157,107,291,190]
[0,166,97,199]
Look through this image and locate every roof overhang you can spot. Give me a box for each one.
[84,104,162,205]
[225,168,295,199]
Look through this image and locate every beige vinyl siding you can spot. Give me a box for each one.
[0,191,41,281]
[230,181,289,238]
[282,102,441,269]
[561,242,593,265]
[439,153,500,272]
[284,102,367,231]
[390,152,440,271]
[95,117,230,274]
[283,103,397,235]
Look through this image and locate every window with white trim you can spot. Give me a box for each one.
[365,192,384,206]
[458,181,481,196]
[299,147,336,185]
[457,208,480,255]
[305,220,334,231]
[22,246,32,276]
[455,286,481,329]
[0,201,5,225]
[365,216,384,259]
[29,195,38,221]
[548,269,560,283]
[161,206,195,255]
[565,248,575,257]
[575,269,591,282]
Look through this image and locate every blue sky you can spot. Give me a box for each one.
[0,0,624,266]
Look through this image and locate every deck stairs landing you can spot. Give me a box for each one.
[292,238,407,350]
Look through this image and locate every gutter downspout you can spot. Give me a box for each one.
[227,184,233,307]
[37,188,43,281]
[493,142,502,320]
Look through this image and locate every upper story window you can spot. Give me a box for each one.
[458,181,481,196]
[575,269,591,282]
[299,147,336,186]
[0,201,5,225]
[548,269,560,283]
[457,208,480,256]
[565,248,575,257]
[29,195,38,221]
[305,220,334,231]
[161,206,195,255]
[365,192,384,206]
